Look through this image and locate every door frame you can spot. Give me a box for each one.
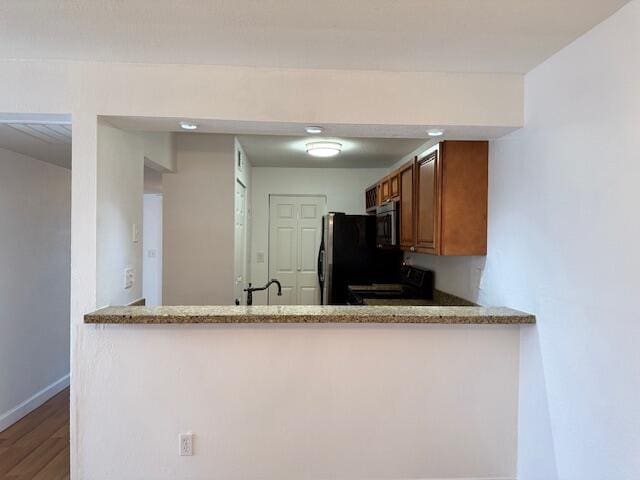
[267,194,328,305]
[142,193,163,306]
[235,178,248,304]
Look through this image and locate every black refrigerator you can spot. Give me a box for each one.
[317,213,402,305]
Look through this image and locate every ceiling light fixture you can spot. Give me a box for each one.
[306,141,342,158]
[427,128,444,137]
[305,126,323,134]
[179,121,198,130]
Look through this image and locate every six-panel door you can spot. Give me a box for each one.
[268,195,326,305]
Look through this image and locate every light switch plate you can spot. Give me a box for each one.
[469,266,483,291]
[256,252,265,263]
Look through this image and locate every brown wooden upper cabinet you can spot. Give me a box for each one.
[376,172,401,205]
[365,140,488,256]
[365,184,378,213]
[389,172,400,200]
[380,178,391,203]
[414,141,488,255]
[415,151,439,252]
[398,161,415,248]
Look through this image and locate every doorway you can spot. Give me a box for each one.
[268,195,326,305]
[0,113,71,476]
[143,193,163,306]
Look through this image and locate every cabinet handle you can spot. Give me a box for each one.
[410,246,416,252]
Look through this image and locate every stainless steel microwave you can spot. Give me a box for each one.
[376,201,399,248]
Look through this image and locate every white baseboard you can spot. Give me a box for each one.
[0,374,70,432]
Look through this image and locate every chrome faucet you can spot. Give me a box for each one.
[243,279,282,305]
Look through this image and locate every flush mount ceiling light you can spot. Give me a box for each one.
[427,128,444,137]
[306,141,342,158]
[305,126,323,134]
[179,121,198,130]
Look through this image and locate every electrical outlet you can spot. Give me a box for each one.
[124,267,134,290]
[179,433,193,456]
[256,251,265,264]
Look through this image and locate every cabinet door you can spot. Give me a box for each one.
[365,185,377,212]
[399,162,415,248]
[381,179,390,202]
[389,172,400,199]
[415,151,440,252]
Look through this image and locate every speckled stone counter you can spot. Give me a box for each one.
[85,305,535,325]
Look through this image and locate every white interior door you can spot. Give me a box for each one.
[269,195,325,305]
[234,180,247,303]
[296,200,324,304]
[268,197,298,304]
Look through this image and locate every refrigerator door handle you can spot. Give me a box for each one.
[318,248,325,284]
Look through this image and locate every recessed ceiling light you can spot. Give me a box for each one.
[180,121,198,130]
[306,141,342,158]
[427,128,444,137]
[305,126,323,134]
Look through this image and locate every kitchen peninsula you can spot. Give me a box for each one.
[80,303,533,478]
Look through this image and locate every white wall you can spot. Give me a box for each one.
[162,134,235,305]
[250,167,386,304]
[80,324,520,480]
[0,62,523,129]
[143,194,163,306]
[0,44,524,479]
[0,147,70,430]
[96,120,144,307]
[141,132,176,172]
[408,2,640,478]
[144,166,163,193]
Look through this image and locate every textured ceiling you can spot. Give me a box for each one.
[237,135,427,168]
[105,115,514,168]
[0,0,630,73]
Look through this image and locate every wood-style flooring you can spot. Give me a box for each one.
[0,388,69,479]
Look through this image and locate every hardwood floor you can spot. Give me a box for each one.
[0,388,69,479]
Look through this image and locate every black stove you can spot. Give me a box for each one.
[347,266,434,305]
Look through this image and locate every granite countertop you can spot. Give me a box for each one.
[348,284,404,292]
[85,305,535,325]
[363,299,447,306]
